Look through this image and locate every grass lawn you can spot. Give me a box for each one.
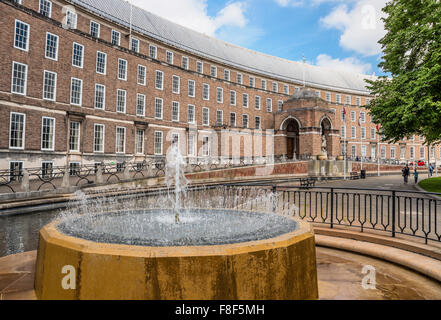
[419,177,441,194]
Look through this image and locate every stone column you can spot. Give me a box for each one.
[20,169,30,193]
[123,162,131,180]
[96,164,103,184]
[61,166,70,189]
[146,161,155,177]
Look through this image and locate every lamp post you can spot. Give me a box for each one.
[344,135,347,180]
[428,144,431,178]
[377,131,380,176]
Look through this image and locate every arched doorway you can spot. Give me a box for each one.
[285,119,300,159]
[320,117,332,156]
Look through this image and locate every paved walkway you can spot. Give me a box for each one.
[316,174,424,192]
[2,247,441,300]
[318,246,441,300]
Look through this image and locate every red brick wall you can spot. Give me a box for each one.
[186,161,308,181]
[352,162,402,172]
[2,0,426,167]
[0,1,291,159]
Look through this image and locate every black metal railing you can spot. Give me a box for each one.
[0,156,306,194]
[127,183,441,245]
[219,184,441,244]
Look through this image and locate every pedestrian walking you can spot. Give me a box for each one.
[402,164,410,184]
[429,164,434,177]
[414,168,419,184]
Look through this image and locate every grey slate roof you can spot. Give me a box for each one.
[71,0,375,95]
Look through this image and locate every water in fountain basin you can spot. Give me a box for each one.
[57,208,298,246]
[54,185,300,247]
[53,143,301,247]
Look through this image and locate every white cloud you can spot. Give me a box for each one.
[130,0,247,36]
[274,0,351,7]
[274,0,300,6]
[214,2,247,29]
[273,0,387,56]
[316,54,372,74]
[320,0,387,56]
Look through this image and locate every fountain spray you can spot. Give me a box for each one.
[165,142,189,223]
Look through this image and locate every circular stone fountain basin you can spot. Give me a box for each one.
[35,209,318,300]
[56,209,298,246]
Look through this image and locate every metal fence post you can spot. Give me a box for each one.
[392,190,396,237]
[330,188,334,229]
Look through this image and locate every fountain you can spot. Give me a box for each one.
[34,145,318,300]
[164,143,188,223]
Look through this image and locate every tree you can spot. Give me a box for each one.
[366,0,441,145]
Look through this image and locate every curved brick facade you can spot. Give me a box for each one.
[0,0,435,173]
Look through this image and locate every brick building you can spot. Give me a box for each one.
[0,0,437,174]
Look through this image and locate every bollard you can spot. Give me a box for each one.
[61,166,70,189]
[123,162,131,180]
[21,169,30,193]
[96,164,103,184]
[146,163,154,177]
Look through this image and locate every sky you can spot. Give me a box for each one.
[129,0,389,76]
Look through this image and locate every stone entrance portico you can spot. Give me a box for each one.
[275,89,341,160]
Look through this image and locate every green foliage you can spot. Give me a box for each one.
[366,0,441,144]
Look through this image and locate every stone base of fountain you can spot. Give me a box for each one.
[35,210,318,300]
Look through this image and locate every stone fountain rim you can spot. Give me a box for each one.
[40,210,314,258]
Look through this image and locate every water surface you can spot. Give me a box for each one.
[0,209,59,257]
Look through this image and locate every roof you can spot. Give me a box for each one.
[71,0,375,95]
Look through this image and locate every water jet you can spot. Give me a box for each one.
[34,146,318,299]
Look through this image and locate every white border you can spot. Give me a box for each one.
[42,70,57,101]
[41,116,55,151]
[202,83,209,100]
[69,120,81,152]
[202,107,210,126]
[137,64,146,86]
[116,89,127,113]
[117,58,127,81]
[136,93,146,117]
[155,70,164,90]
[9,112,26,150]
[188,79,195,97]
[171,101,180,122]
[111,30,121,46]
[93,124,105,153]
[13,19,30,52]
[70,77,83,106]
[154,97,163,119]
[115,126,126,154]
[72,42,84,69]
[96,51,107,75]
[90,20,100,38]
[45,32,59,61]
[172,75,180,94]
[94,83,106,110]
[154,130,163,155]
[11,61,28,96]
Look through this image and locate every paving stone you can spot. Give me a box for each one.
[1,246,441,300]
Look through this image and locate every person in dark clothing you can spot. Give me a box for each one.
[402,165,410,184]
